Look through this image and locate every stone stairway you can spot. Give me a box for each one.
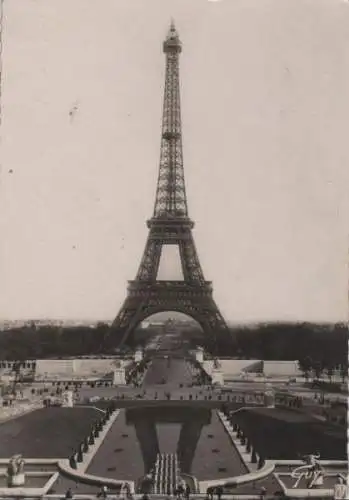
[153,453,180,495]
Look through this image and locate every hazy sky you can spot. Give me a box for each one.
[1,0,348,323]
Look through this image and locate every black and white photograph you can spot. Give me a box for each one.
[0,0,348,499]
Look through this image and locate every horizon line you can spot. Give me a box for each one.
[0,318,346,326]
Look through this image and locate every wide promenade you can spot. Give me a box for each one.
[0,333,346,499]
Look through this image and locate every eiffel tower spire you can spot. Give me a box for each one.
[153,21,188,219]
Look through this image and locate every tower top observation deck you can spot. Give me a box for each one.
[163,20,182,53]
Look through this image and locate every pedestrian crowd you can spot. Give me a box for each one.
[64,481,194,500]
[205,485,223,500]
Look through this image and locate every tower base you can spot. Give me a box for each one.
[105,281,233,353]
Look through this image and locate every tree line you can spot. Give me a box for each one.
[0,322,347,373]
[192,322,348,374]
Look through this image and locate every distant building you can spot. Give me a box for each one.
[140,321,165,329]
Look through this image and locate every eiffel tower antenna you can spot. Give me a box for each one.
[105,23,233,353]
[154,18,187,219]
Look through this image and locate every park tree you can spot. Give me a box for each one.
[326,365,334,383]
[298,356,312,381]
[69,454,77,469]
[340,361,348,383]
[312,360,324,381]
[83,438,89,453]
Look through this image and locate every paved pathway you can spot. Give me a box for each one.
[142,358,195,388]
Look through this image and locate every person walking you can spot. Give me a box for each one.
[120,482,131,499]
[64,488,73,499]
[259,486,267,500]
[216,485,223,500]
[124,482,132,499]
[97,485,108,499]
[176,482,184,499]
[206,486,214,500]
[184,483,190,500]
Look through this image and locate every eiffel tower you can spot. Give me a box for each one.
[106,22,233,353]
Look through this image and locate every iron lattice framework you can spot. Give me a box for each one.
[107,22,232,351]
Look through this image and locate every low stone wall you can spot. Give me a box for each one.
[45,495,264,499]
[35,359,132,381]
[0,470,59,498]
[199,462,274,493]
[263,361,302,377]
[217,411,258,473]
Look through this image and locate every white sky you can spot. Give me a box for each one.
[1,0,348,323]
